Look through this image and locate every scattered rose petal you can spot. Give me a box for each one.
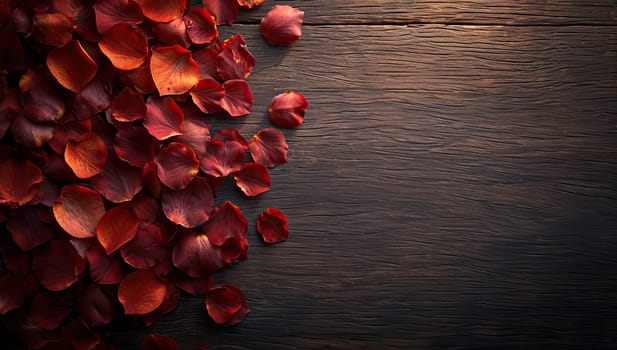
[202,0,238,25]
[47,40,98,93]
[125,55,156,94]
[91,155,143,203]
[172,271,213,296]
[190,78,224,114]
[20,68,66,123]
[62,318,102,350]
[120,222,167,269]
[64,132,108,179]
[217,34,255,81]
[152,17,191,48]
[237,0,264,9]
[118,269,167,315]
[31,12,73,47]
[203,201,247,245]
[269,91,309,128]
[11,117,55,149]
[99,23,148,71]
[76,283,116,327]
[8,206,55,251]
[0,157,43,208]
[172,231,223,277]
[114,126,157,167]
[206,284,249,327]
[135,0,185,22]
[155,142,200,190]
[220,79,253,117]
[249,128,288,168]
[257,208,289,243]
[86,243,124,284]
[151,45,200,96]
[0,274,26,314]
[200,140,245,178]
[220,237,248,263]
[192,46,219,79]
[29,292,71,330]
[234,162,271,197]
[162,177,214,228]
[141,335,179,350]
[93,0,143,34]
[172,107,211,158]
[112,87,147,122]
[69,68,113,121]
[212,128,248,150]
[53,184,105,239]
[261,5,304,46]
[185,7,218,45]
[32,239,86,291]
[144,95,185,140]
[96,205,141,254]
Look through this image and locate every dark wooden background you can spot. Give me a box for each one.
[107,1,617,349]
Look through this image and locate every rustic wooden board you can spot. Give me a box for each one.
[102,24,617,349]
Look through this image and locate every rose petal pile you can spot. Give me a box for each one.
[0,1,306,349]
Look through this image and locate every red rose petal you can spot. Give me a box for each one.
[257,208,289,243]
[131,193,161,223]
[91,155,143,203]
[220,79,253,117]
[99,23,148,71]
[261,5,304,46]
[234,162,271,197]
[118,269,167,315]
[20,68,66,123]
[142,161,163,198]
[45,153,78,184]
[114,126,157,167]
[112,87,147,122]
[31,12,73,47]
[141,335,179,350]
[29,292,71,330]
[140,284,180,326]
[93,0,143,34]
[125,55,156,94]
[96,205,141,254]
[171,106,211,158]
[120,221,167,269]
[135,0,185,22]
[217,34,255,81]
[237,0,264,8]
[0,157,43,208]
[7,206,54,251]
[185,7,218,45]
[64,132,108,179]
[0,26,26,71]
[190,78,224,114]
[86,243,124,284]
[144,95,185,140]
[171,271,213,295]
[162,177,214,228]
[192,46,219,79]
[202,0,238,25]
[152,17,191,48]
[76,283,116,327]
[248,128,288,167]
[269,91,309,128]
[199,140,245,178]
[49,119,91,155]
[206,284,249,327]
[69,68,113,121]
[62,318,102,350]
[155,142,200,190]
[47,40,98,93]
[0,274,26,314]
[202,201,247,245]
[220,237,248,264]
[32,239,86,291]
[11,117,55,149]
[172,231,223,277]
[150,45,200,96]
[212,128,248,150]
[0,234,30,275]
[53,184,105,239]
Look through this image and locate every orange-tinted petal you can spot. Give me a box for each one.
[220,79,253,117]
[203,201,247,246]
[47,40,98,93]
[0,157,43,208]
[134,0,185,22]
[190,78,224,114]
[171,270,212,295]
[118,269,167,315]
[114,126,157,167]
[249,128,288,168]
[234,162,270,197]
[269,90,308,129]
[202,0,238,25]
[162,177,213,228]
[53,184,105,239]
[64,132,108,178]
[261,5,303,46]
[237,0,264,8]
[144,95,185,140]
[112,87,147,122]
[99,23,148,70]
[192,46,219,80]
[257,208,289,243]
[32,240,86,291]
[199,140,245,178]
[155,142,200,190]
[150,45,200,96]
[172,231,223,277]
[11,117,55,149]
[31,12,73,47]
[185,7,217,45]
[96,205,141,254]
[93,0,143,34]
[217,34,255,81]
[91,154,143,203]
[205,284,249,327]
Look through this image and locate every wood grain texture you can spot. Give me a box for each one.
[102,24,617,349]
[191,0,617,25]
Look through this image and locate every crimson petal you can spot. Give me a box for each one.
[206,284,249,327]
[172,271,212,295]
[62,318,102,350]
[144,95,185,140]
[171,105,211,158]
[114,126,157,167]
[141,335,179,350]
[64,132,108,179]
[261,5,304,46]
[217,34,255,81]
[120,221,167,269]
[202,201,247,245]
[269,91,309,128]
[53,184,105,239]
[135,0,185,22]
[49,119,91,155]
[151,45,200,96]
[234,162,271,197]
[118,269,167,315]
[237,0,264,8]
[31,12,73,47]
[69,67,113,121]
[221,237,248,263]
[86,243,124,284]
[192,46,219,80]
[0,274,26,314]
[212,128,248,150]
[125,55,156,94]
[190,78,224,114]
[162,177,214,228]
[202,0,238,25]
[172,231,223,277]
[20,68,66,123]
[0,157,43,208]
[112,87,147,122]
[47,40,98,93]
[155,142,200,190]
[11,117,55,149]
[152,17,191,48]
[96,205,141,254]
[220,79,253,117]
[32,239,86,291]
[93,0,143,34]
[248,128,288,167]
[199,140,245,178]
[91,154,143,203]
[257,208,289,243]
[185,7,218,45]
[29,292,71,330]
[8,206,54,251]
[76,283,115,327]
[99,23,148,70]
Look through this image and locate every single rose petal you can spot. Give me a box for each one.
[69,68,113,120]
[131,193,161,223]
[120,222,167,269]
[206,284,249,327]
[269,91,308,128]
[217,34,255,81]
[8,206,54,251]
[86,243,124,284]
[11,117,55,149]
[118,269,167,315]
[155,142,200,190]
[76,283,115,327]
[53,184,105,239]
[234,162,271,197]
[0,157,43,208]
[185,7,218,45]
[20,68,66,123]
[45,153,77,184]
[96,205,141,254]
[62,318,102,350]
[172,105,211,158]
[125,55,156,94]
[220,79,253,117]
[0,274,26,314]
[220,237,248,263]
[171,271,212,295]
[114,126,157,167]
[112,87,147,122]
[144,95,185,140]
[212,128,248,150]
[49,119,91,155]
[199,140,245,178]
[202,0,238,25]
[162,177,214,228]
[202,201,247,246]
[237,0,264,8]
[261,5,304,46]
[151,45,200,96]
[32,240,86,291]
[73,5,101,42]
[141,335,179,350]
[29,292,71,331]
[172,231,223,277]
[47,40,98,93]
[249,128,288,167]
[135,0,185,22]
[140,284,180,327]
[190,78,224,114]
[93,0,143,34]
[91,155,143,203]
[152,17,190,48]
[31,12,73,47]
[64,132,108,179]
[192,46,219,80]
[99,23,148,70]
[257,208,289,243]
[142,161,163,198]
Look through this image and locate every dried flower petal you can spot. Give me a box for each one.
[155,142,200,190]
[76,283,115,327]
[202,201,247,246]
[202,0,238,25]
[29,292,71,330]
[257,208,289,243]
[11,117,55,149]
[248,128,288,168]
[162,177,214,228]
[112,87,147,122]
[62,318,102,350]
[261,5,304,46]
[217,34,255,81]
[152,17,191,48]
[64,132,108,179]
[47,40,98,93]
[134,0,185,22]
[172,108,211,158]
[93,0,143,34]
[96,205,141,254]
[150,45,200,96]
[31,12,73,47]
[234,162,271,197]
[190,78,224,114]
[20,68,66,123]
[120,222,167,269]
[269,91,308,129]
[7,206,54,251]
[141,335,179,350]
[0,274,26,314]
[185,7,218,45]
[172,231,223,277]
[0,157,43,208]
[200,140,245,178]
[114,126,157,167]
[212,128,248,150]
[206,284,249,327]
[86,243,124,284]
[144,95,185,140]
[118,269,167,315]
[91,155,143,203]
[99,23,148,71]
[220,79,253,117]
[32,240,86,291]
[237,0,264,9]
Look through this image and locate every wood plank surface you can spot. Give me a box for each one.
[103,24,617,349]
[230,0,617,25]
